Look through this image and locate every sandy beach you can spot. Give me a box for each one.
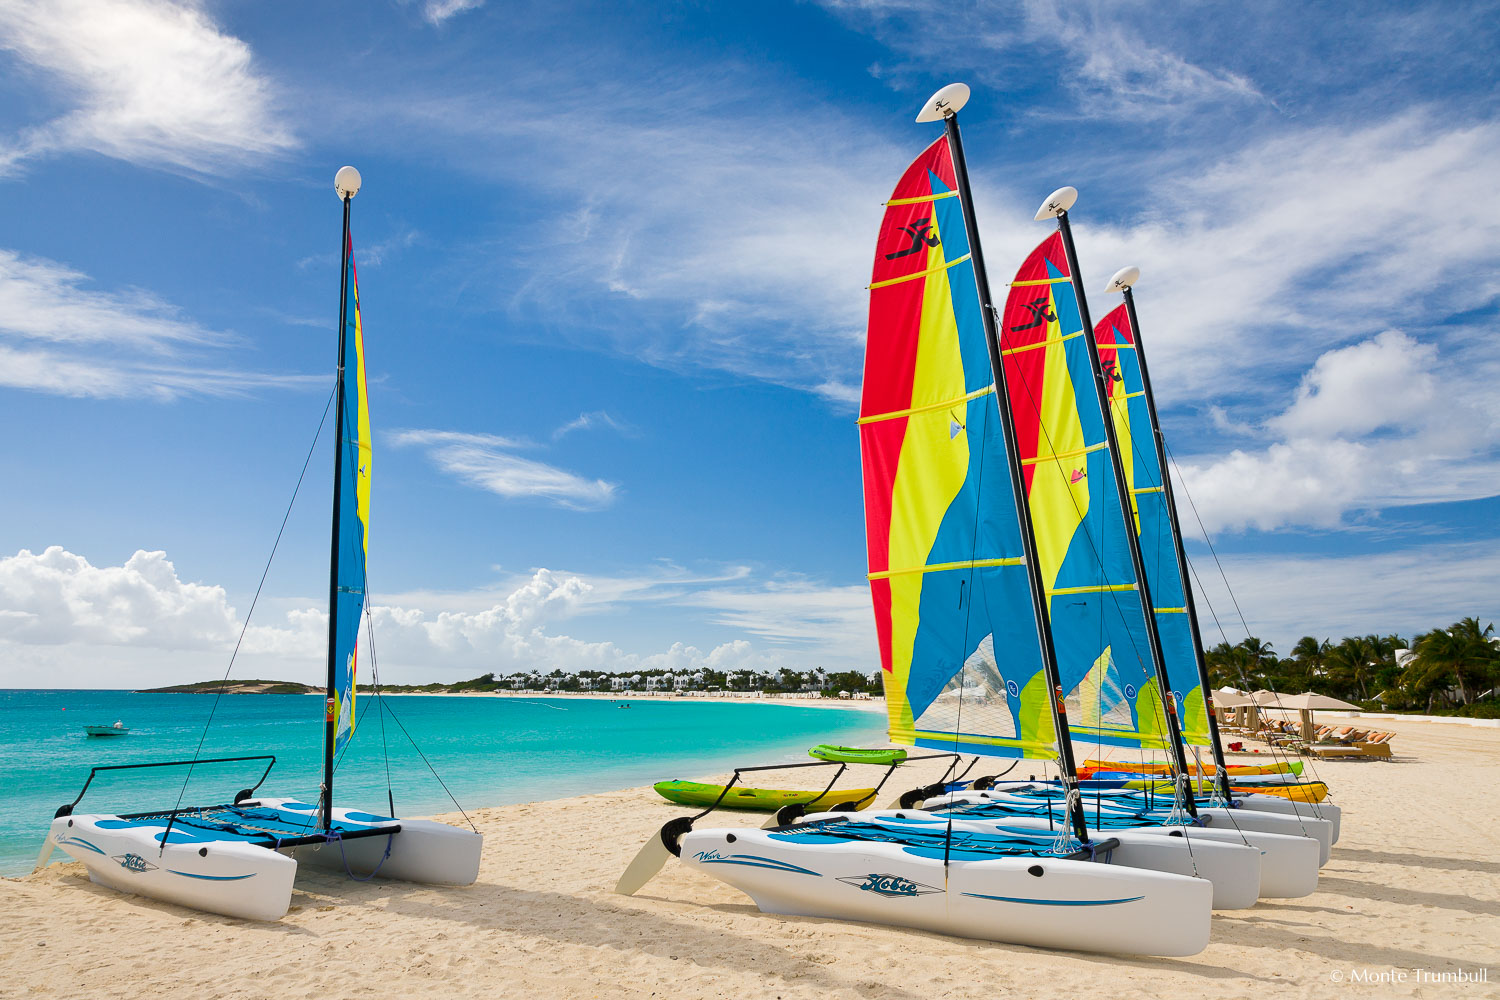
[4,715,1496,1000]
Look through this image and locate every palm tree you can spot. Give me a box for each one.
[1324,635,1381,702]
[1408,618,1500,707]
[1286,636,1330,690]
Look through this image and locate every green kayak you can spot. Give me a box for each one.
[808,744,908,765]
[653,780,877,811]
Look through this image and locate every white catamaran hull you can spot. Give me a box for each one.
[257,800,482,886]
[821,811,1261,910]
[1231,793,1342,843]
[678,828,1212,956]
[915,801,1318,899]
[45,797,482,922]
[47,813,298,921]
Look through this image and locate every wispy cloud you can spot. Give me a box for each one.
[422,0,484,26]
[818,0,1264,120]
[0,247,320,399]
[0,249,218,350]
[391,429,619,510]
[552,410,634,440]
[0,0,296,177]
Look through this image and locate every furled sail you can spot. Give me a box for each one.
[860,137,1057,759]
[332,236,371,753]
[1094,304,1211,745]
[997,234,1169,750]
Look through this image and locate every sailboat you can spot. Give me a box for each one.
[39,167,483,921]
[1071,272,1339,804]
[910,206,1331,889]
[847,213,1289,907]
[615,84,1215,957]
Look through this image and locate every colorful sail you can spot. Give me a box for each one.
[1094,304,1211,745]
[331,236,370,753]
[997,234,1170,750]
[860,137,1057,759]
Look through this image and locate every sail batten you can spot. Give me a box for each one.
[860,138,1057,761]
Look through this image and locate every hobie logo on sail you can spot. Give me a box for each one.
[1070,468,1086,484]
[1009,297,1056,331]
[839,873,941,897]
[884,219,940,260]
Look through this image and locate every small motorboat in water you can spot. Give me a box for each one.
[84,721,128,737]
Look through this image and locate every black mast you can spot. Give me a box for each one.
[935,93,1090,844]
[1114,278,1235,802]
[322,172,357,832]
[1050,204,1198,818]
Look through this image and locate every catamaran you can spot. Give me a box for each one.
[900,203,1335,881]
[615,84,1219,957]
[38,167,483,921]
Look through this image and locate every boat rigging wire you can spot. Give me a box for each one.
[159,387,336,854]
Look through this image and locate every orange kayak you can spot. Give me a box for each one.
[1082,758,1304,777]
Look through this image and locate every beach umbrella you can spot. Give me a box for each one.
[1211,690,1254,708]
[1251,689,1282,704]
[1268,692,1361,742]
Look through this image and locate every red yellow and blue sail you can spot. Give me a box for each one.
[859,138,1057,760]
[1094,304,1210,746]
[998,234,1169,750]
[332,236,370,753]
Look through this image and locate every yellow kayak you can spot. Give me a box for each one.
[1130,777,1329,804]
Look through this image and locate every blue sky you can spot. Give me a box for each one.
[1,0,1498,687]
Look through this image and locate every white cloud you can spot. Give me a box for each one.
[1270,331,1439,440]
[0,546,237,648]
[0,248,322,399]
[1068,115,1500,406]
[0,0,295,176]
[0,548,875,687]
[391,429,619,510]
[1173,330,1500,532]
[0,249,217,350]
[422,0,483,25]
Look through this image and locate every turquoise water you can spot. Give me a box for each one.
[0,689,883,876]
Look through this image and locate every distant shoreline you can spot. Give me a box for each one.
[123,681,887,714]
[379,689,887,714]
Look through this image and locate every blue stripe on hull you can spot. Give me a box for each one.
[962,892,1144,906]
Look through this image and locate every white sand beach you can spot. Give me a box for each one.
[4,715,1497,999]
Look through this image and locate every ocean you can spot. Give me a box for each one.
[0,689,884,877]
